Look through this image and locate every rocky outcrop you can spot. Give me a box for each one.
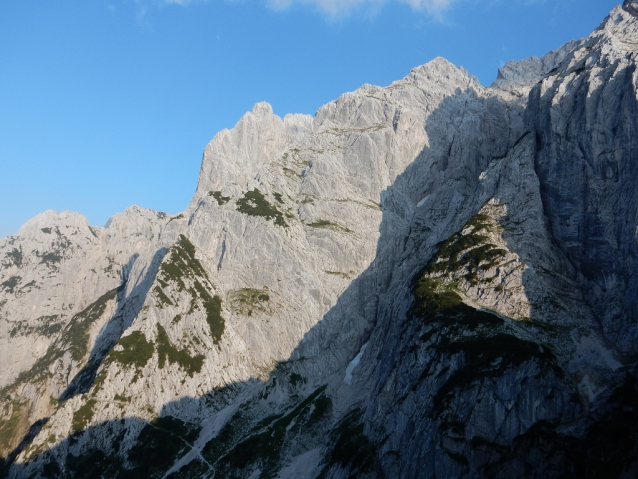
[1,3,637,479]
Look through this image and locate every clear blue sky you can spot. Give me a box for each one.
[0,0,620,238]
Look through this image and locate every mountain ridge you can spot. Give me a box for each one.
[1,3,638,478]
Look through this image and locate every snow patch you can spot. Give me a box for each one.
[247,469,261,479]
[344,342,368,385]
[277,448,323,479]
[417,195,430,207]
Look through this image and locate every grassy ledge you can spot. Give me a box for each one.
[229,288,271,317]
[154,235,225,344]
[307,219,353,233]
[156,324,205,377]
[208,191,231,205]
[108,331,154,369]
[424,213,507,286]
[236,189,287,227]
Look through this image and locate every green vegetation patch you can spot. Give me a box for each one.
[10,315,65,338]
[13,286,119,382]
[4,248,23,267]
[40,252,62,266]
[424,212,506,285]
[158,234,208,292]
[408,211,511,325]
[201,410,246,465]
[113,394,130,403]
[229,288,271,316]
[283,167,301,179]
[307,394,332,428]
[209,190,231,205]
[72,398,97,432]
[410,277,463,317]
[193,281,224,344]
[58,416,199,479]
[37,322,62,336]
[166,214,185,224]
[20,280,37,290]
[156,324,205,377]
[154,236,225,343]
[41,227,52,234]
[407,246,565,428]
[289,372,305,388]
[236,189,287,227]
[109,331,154,369]
[308,219,352,233]
[220,388,328,474]
[325,271,352,279]
[409,267,558,418]
[1,276,21,294]
[153,286,173,308]
[0,400,27,456]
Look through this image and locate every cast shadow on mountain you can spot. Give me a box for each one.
[1,249,169,472]
[0,85,567,478]
[503,59,638,477]
[488,61,638,477]
[5,82,638,478]
[60,248,168,400]
[526,61,638,357]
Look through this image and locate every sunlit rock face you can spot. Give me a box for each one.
[1,4,638,479]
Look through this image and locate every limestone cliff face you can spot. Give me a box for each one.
[1,4,637,479]
[527,2,638,356]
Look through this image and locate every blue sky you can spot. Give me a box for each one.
[0,0,619,238]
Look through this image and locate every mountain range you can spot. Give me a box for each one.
[1,2,638,478]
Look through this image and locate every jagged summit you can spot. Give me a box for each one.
[194,100,313,197]
[1,3,637,478]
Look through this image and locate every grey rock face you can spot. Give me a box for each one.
[1,4,637,479]
[624,0,638,16]
[527,4,638,355]
[492,40,581,90]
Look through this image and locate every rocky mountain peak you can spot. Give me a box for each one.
[16,210,92,238]
[250,101,274,117]
[193,101,313,199]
